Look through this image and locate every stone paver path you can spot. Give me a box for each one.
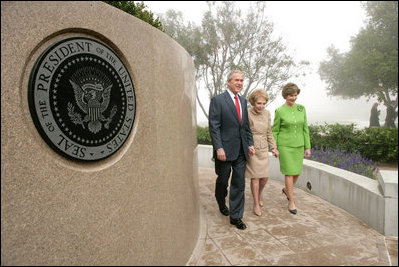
[187,168,398,266]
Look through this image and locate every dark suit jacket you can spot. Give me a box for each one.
[209,91,254,161]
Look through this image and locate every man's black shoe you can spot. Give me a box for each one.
[219,205,230,216]
[230,218,247,230]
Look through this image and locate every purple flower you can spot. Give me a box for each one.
[307,146,376,179]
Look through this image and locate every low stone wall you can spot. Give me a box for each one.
[377,170,398,236]
[198,144,398,236]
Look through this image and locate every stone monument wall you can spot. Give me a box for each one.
[1,1,199,265]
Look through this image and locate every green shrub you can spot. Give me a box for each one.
[198,123,398,164]
[357,127,398,163]
[309,123,361,152]
[197,126,212,145]
[309,123,397,163]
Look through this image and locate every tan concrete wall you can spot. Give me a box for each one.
[1,1,199,265]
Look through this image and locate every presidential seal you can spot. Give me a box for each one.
[28,37,136,161]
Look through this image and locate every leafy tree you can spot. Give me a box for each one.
[319,1,398,115]
[161,1,309,119]
[158,10,205,69]
[103,1,165,32]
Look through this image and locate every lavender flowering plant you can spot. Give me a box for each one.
[308,146,378,179]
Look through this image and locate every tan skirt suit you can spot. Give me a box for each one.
[245,108,277,178]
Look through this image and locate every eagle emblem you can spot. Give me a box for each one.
[68,79,117,134]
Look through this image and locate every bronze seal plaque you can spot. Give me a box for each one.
[28,37,135,161]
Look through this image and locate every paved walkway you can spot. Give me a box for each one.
[187,167,398,266]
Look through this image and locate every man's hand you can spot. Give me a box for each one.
[248,146,255,157]
[216,148,226,161]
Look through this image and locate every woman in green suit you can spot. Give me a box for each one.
[272,83,311,215]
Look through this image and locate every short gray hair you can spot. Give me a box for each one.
[227,70,244,81]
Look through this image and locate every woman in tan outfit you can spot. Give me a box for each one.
[245,89,279,216]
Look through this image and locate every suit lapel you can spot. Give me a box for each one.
[238,95,246,124]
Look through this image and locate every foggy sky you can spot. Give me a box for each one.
[144,1,395,129]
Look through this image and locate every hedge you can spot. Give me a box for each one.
[197,124,398,163]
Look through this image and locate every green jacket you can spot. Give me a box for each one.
[272,104,311,149]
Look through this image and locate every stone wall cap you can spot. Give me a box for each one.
[377,170,398,198]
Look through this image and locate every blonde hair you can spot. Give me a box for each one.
[282,82,300,99]
[249,89,269,106]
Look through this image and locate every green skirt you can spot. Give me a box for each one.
[278,146,304,175]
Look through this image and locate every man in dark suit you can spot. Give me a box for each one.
[208,70,255,230]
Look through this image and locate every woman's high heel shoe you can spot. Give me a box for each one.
[288,201,297,214]
[282,188,289,200]
[253,207,262,216]
[259,200,264,207]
